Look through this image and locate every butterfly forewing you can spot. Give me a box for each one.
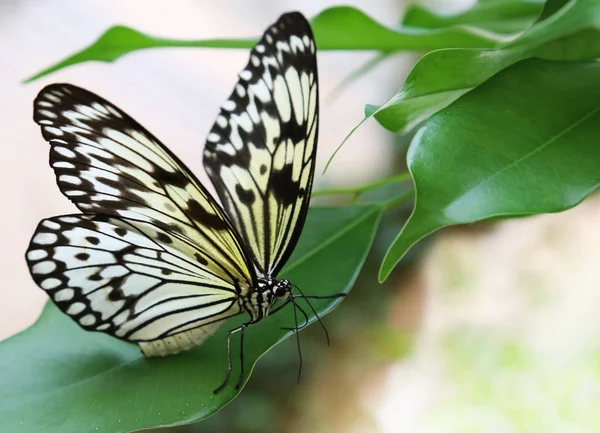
[203,12,318,276]
[26,214,244,354]
[34,84,254,285]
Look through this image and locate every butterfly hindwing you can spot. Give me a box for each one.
[26,214,244,355]
[203,12,318,276]
[34,84,254,286]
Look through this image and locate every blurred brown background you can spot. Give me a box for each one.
[4,1,600,432]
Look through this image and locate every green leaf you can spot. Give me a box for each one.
[370,0,600,135]
[379,59,600,281]
[24,6,503,83]
[0,204,382,432]
[507,0,600,48]
[536,0,571,22]
[369,47,529,134]
[309,6,501,50]
[402,0,544,34]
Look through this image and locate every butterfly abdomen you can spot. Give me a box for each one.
[139,322,224,357]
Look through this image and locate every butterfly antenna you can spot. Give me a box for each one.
[300,293,347,300]
[293,284,332,346]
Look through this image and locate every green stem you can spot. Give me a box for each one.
[312,172,412,198]
[380,189,414,211]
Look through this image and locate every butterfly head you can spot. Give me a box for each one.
[271,279,292,299]
[246,278,292,322]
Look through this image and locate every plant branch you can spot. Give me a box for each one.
[312,172,412,200]
[380,189,414,211]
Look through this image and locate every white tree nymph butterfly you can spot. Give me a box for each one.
[26,12,337,393]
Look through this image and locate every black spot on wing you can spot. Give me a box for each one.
[235,184,256,205]
[270,164,298,206]
[86,236,100,245]
[156,232,173,245]
[195,253,209,266]
[154,165,191,188]
[186,199,229,231]
[89,273,103,282]
[108,287,124,301]
[114,227,127,237]
[75,252,90,261]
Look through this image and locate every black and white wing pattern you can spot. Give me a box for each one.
[34,83,254,285]
[25,12,321,370]
[203,12,318,276]
[29,84,257,356]
[26,214,244,356]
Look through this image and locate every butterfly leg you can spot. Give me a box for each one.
[213,321,250,394]
[235,324,248,390]
[280,300,310,332]
[214,324,241,394]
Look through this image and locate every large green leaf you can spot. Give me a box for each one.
[379,59,600,280]
[402,0,544,34]
[24,6,503,83]
[0,204,382,432]
[369,0,600,135]
[365,47,528,133]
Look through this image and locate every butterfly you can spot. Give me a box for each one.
[25,11,332,393]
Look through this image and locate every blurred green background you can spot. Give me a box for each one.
[3,1,600,432]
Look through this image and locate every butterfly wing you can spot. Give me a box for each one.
[26,214,246,356]
[34,83,255,286]
[203,12,319,276]
[31,84,258,356]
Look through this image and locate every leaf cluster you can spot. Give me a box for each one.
[6,1,600,430]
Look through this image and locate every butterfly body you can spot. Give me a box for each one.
[247,277,292,321]
[136,277,290,357]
